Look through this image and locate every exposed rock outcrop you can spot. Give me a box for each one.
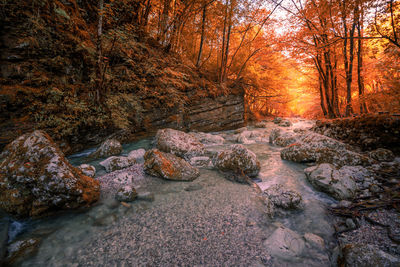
[115,185,137,202]
[312,115,400,154]
[0,131,100,218]
[144,149,200,181]
[215,144,260,178]
[264,184,302,210]
[264,226,305,260]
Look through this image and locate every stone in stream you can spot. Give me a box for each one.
[369,148,395,162]
[263,184,302,210]
[273,117,283,124]
[189,156,213,169]
[144,149,200,181]
[279,130,375,167]
[5,238,41,266]
[189,132,225,145]
[215,144,261,178]
[278,119,292,127]
[340,243,400,267]
[100,156,136,173]
[155,128,204,160]
[263,226,305,260]
[78,164,96,178]
[127,148,146,163]
[0,130,100,218]
[304,163,357,200]
[115,185,137,202]
[88,138,122,159]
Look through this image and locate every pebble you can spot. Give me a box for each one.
[346,218,356,229]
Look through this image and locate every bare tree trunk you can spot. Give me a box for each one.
[357,2,368,113]
[219,0,229,82]
[96,0,104,103]
[159,0,171,45]
[196,1,207,67]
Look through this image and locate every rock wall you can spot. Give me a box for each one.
[312,114,400,154]
[114,94,245,146]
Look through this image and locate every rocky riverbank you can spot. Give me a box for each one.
[1,117,399,266]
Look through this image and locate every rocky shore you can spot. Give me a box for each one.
[0,116,399,266]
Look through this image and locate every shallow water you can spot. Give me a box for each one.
[11,120,338,266]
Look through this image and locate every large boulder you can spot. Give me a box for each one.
[144,149,200,181]
[304,163,357,200]
[88,138,122,159]
[0,131,100,218]
[280,131,375,167]
[155,128,204,160]
[341,243,400,267]
[100,156,136,173]
[215,144,260,178]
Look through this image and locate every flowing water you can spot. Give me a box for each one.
[8,120,338,266]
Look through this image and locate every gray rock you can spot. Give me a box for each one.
[100,156,136,173]
[6,238,41,266]
[304,163,357,200]
[189,132,225,145]
[264,226,305,260]
[155,128,204,160]
[273,117,283,124]
[263,184,302,210]
[115,186,137,202]
[342,243,400,267]
[278,119,292,127]
[89,138,122,159]
[144,149,200,181]
[78,164,96,178]
[346,218,356,229]
[304,233,325,248]
[369,148,395,162]
[215,144,260,178]
[127,149,146,163]
[189,156,213,169]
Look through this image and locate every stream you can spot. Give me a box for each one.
[8,120,338,266]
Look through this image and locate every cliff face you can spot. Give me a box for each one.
[0,0,245,154]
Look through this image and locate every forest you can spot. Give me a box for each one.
[0,0,400,266]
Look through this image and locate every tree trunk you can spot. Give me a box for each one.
[96,0,104,103]
[357,3,368,113]
[196,1,207,68]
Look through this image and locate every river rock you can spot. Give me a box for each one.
[0,217,9,266]
[341,243,400,267]
[115,185,137,202]
[264,226,305,260]
[273,117,283,124]
[0,130,100,218]
[278,119,292,127]
[189,132,225,145]
[89,138,122,159]
[100,156,136,172]
[304,163,357,200]
[215,144,260,177]
[5,238,40,266]
[144,149,200,181]
[156,128,204,160]
[369,148,395,162]
[264,184,302,210]
[127,148,146,163]
[78,164,96,178]
[304,233,325,248]
[189,156,213,169]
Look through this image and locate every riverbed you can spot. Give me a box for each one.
[7,120,339,266]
